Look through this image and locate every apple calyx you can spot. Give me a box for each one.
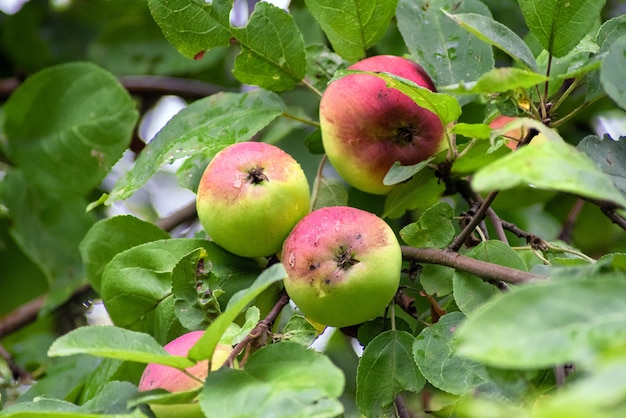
[396,124,420,145]
[334,246,360,270]
[246,166,269,185]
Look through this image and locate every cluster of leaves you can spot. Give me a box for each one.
[1,0,626,417]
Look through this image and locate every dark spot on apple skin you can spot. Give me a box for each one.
[309,263,319,271]
[325,279,331,285]
[356,234,362,240]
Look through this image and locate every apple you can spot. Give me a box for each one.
[489,115,527,150]
[139,331,231,392]
[489,115,549,150]
[319,55,445,195]
[138,331,232,418]
[196,141,310,258]
[281,206,402,328]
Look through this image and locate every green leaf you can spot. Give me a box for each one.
[79,215,169,294]
[305,44,347,92]
[100,239,259,342]
[188,263,287,363]
[414,312,492,395]
[281,315,319,346]
[451,122,491,139]
[106,89,285,203]
[396,0,494,95]
[532,359,626,418]
[147,0,231,58]
[2,62,138,196]
[231,2,306,91]
[81,381,141,414]
[420,264,454,297]
[220,306,260,346]
[442,67,549,94]
[454,275,626,369]
[472,136,626,208]
[518,0,606,57]
[443,11,538,71]
[453,241,526,315]
[451,139,513,176]
[362,71,461,124]
[0,171,94,310]
[383,157,434,186]
[48,326,194,369]
[304,0,398,62]
[356,330,425,417]
[577,135,626,197]
[199,342,344,418]
[149,0,306,91]
[596,14,626,54]
[312,176,350,211]
[383,168,445,219]
[400,202,455,248]
[600,35,626,110]
[172,248,222,331]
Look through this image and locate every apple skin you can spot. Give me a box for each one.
[319,55,445,195]
[489,115,527,150]
[138,331,232,418]
[281,206,402,328]
[138,331,231,393]
[196,141,310,258]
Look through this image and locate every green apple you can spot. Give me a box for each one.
[281,206,402,328]
[196,141,310,258]
[320,55,445,195]
[138,331,232,418]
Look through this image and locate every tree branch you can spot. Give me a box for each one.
[402,246,545,285]
[1,75,230,101]
[448,191,499,251]
[224,291,291,368]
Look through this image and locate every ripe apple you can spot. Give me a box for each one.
[489,115,527,150]
[196,141,310,258]
[138,331,232,417]
[281,206,402,328]
[319,55,445,195]
[489,115,549,150]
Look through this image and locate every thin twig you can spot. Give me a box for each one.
[601,206,626,232]
[402,246,545,285]
[558,199,585,243]
[395,394,411,418]
[448,191,499,251]
[300,78,323,98]
[0,342,31,381]
[224,291,291,368]
[281,112,320,127]
[485,207,508,244]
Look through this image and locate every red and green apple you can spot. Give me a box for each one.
[281,206,402,328]
[319,55,445,195]
[196,141,310,258]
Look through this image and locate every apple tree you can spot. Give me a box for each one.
[1,0,626,417]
